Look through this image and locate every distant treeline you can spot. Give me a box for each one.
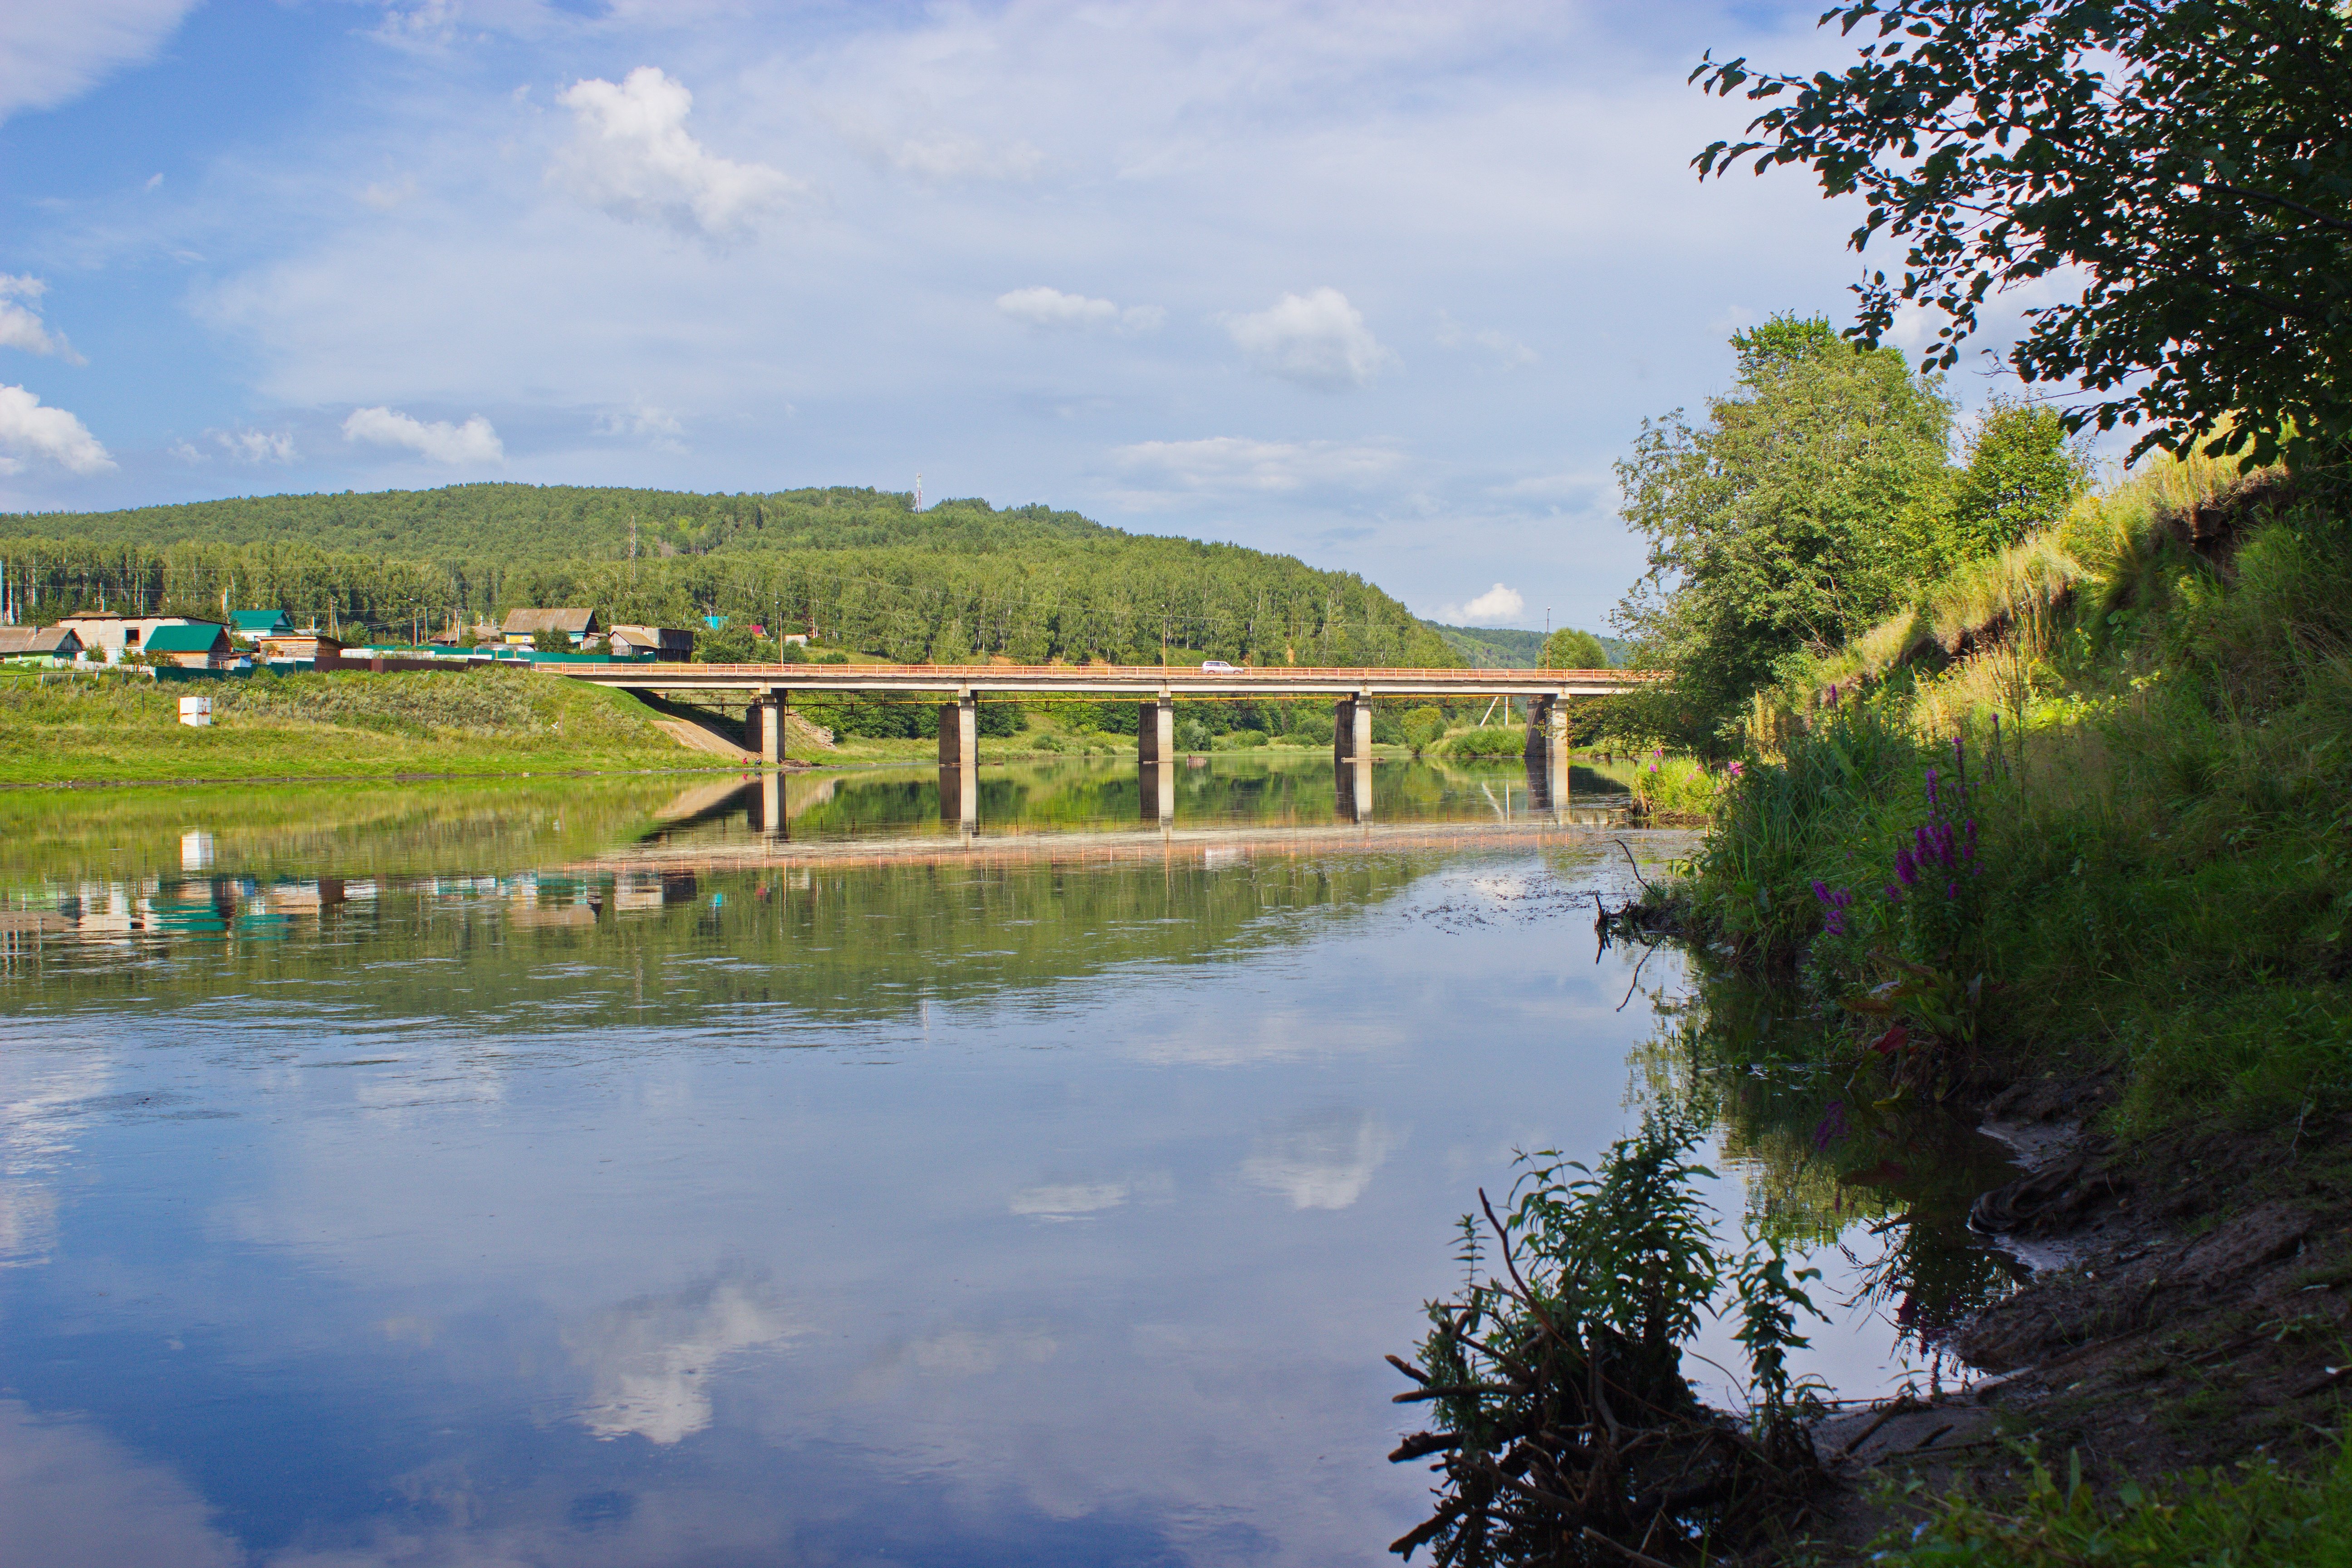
[1427,622,1629,668]
[0,484,1456,668]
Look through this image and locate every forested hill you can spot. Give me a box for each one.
[0,483,1455,668]
[1,484,1114,561]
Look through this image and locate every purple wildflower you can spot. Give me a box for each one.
[1812,1099,1849,1152]
[1924,766,1938,808]
[1894,848,1918,886]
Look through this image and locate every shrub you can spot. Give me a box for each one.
[1443,725,1526,759]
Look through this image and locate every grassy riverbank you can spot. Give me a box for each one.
[0,667,710,784]
[1640,454,2352,1559]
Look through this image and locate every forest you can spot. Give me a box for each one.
[0,483,1459,669]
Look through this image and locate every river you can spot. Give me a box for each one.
[0,756,2020,1566]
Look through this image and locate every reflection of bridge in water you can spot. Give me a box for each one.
[729,754,1617,846]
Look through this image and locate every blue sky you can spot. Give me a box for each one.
[0,1,2043,632]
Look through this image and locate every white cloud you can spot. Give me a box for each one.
[1008,1181,1127,1220]
[0,276,82,363]
[1242,1109,1399,1211]
[554,67,801,241]
[214,427,295,464]
[341,406,502,465]
[1435,310,1536,368]
[1109,436,1402,497]
[1440,583,1526,624]
[1222,287,1394,392]
[0,385,113,475]
[995,286,1161,335]
[0,0,197,124]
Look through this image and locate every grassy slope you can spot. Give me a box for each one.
[0,667,715,784]
[1659,456,2352,1560]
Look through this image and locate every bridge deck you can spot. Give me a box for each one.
[550,663,1651,698]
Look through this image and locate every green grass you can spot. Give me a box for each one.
[1670,457,2352,1137]
[1870,1436,2352,1567]
[0,667,715,784]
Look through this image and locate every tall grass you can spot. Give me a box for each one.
[1676,448,2352,1136]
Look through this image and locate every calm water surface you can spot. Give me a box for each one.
[0,758,2017,1567]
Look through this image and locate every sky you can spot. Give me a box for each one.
[0,0,2048,633]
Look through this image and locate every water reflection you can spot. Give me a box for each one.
[0,774,2019,1567]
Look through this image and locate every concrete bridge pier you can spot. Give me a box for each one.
[1524,694,1568,764]
[1137,697,1175,763]
[1333,695,1373,761]
[753,690,790,767]
[1142,760,1176,823]
[938,691,978,770]
[938,765,978,829]
[1336,757,1375,823]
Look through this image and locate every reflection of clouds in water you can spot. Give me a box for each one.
[0,1400,240,1567]
[566,1277,801,1445]
[851,1324,1058,1400]
[0,1049,113,1269]
[0,1184,57,1268]
[1009,1180,1127,1219]
[1243,1108,1400,1210]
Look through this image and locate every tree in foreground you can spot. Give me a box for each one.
[1612,316,1952,748]
[1693,0,2352,469]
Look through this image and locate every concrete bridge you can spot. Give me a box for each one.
[549,662,1654,770]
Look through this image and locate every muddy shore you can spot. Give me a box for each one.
[1795,1068,2352,1560]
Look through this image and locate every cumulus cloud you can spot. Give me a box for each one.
[1223,287,1394,391]
[0,0,198,123]
[0,385,113,475]
[1242,1109,1399,1211]
[566,1278,801,1446]
[1438,583,1527,624]
[995,286,1161,335]
[554,67,801,241]
[0,277,82,363]
[342,406,502,465]
[1109,436,1402,497]
[215,427,295,464]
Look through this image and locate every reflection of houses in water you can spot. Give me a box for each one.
[613,871,699,914]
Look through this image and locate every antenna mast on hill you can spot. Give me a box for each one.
[913,472,924,512]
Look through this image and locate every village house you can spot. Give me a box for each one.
[259,629,346,662]
[0,625,84,665]
[607,623,696,662]
[53,612,221,663]
[500,608,601,648]
[143,623,241,670]
[230,609,295,639]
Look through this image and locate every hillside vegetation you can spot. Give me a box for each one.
[0,483,1455,668]
[0,666,695,784]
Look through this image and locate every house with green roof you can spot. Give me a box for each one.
[231,610,294,637]
[144,623,238,669]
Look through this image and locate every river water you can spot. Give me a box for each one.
[0,757,2019,1567]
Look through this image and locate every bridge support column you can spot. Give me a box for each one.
[759,689,788,767]
[938,691,978,770]
[1333,695,1373,761]
[1137,696,1175,763]
[1524,694,1568,764]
